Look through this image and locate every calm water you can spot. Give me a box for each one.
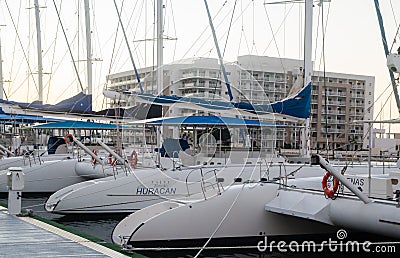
[1,195,398,258]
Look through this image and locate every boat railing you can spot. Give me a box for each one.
[172,150,179,171]
[277,161,288,190]
[185,167,221,199]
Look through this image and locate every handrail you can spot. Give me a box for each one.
[0,143,14,156]
[72,136,104,166]
[97,140,127,167]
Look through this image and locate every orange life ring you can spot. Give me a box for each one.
[64,134,74,144]
[322,171,340,198]
[108,154,116,166]
[129,150,138,167]
[92,149,98,165]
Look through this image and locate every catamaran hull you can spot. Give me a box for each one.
[0,159,84,193]
[45,164,255,214]
[45,161,399,214]
[112,183,336,248]
[0,153,73,171]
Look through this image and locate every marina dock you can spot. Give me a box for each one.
[0,206,129,257]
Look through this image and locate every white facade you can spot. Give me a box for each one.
[372,128,400,154]
[107,55,375,151]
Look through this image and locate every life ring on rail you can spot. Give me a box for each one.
[108,154,116,166]
[92,150,98,165]
[64,134,74,144]
[129,150,138,168]
[322,171,339,198]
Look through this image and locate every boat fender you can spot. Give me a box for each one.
[322,171,339,198]
[92,150,98,165]
[108,154,116,166]
[64,134,74,145]
[130,150,138,168]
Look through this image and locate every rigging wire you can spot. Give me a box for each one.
[298,3,302,60]
[236,1,244,59]
[313,3,321,72]
[152,0,156,93]
[263,4,286,75]
[334,79,394,160]
[251,0,258,55]
[315,2,331,73]
[193,159,261,257]
[389,0,399,52]
[168,0,178,61]
[321,1,329,155]
[261,3,295,55]
[46,1,62,103]
[345,89,393,160]
[194,1,234,59]
[91,0,104,108]
[111,0,142,75]
[179,0,240,61]
[52,0,84,92]
[112,0,144,93]
[127,1,146,68]
[222,0,237,58]
[239,3,252,56]
[4,0,39,95]
[27,1,32,102]
[194,185,245,258]
[106,2,123,88]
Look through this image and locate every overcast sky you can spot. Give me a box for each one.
[0,0,399,124]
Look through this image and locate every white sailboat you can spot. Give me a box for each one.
[45,0,400,215]
[0,1,125,193]
[44,115,316,214]
[111,0,400,251]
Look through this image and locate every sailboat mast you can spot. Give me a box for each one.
[0,35,3,100]
[156,0,163,165]
[300,0,313,158]
[374,0,400,114]
[157,0,163,96]
[34,0,43,103]
[203,0,233,102]
[84,0,92,96]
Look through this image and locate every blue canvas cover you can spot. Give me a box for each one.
[125,83,311,119]
[0,93,161,120]
[146,115,279,127]
[32,120,122,130]
[0,92,92,114]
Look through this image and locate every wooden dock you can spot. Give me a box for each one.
[0,206,129,257]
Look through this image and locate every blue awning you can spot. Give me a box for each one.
[145,115,280,127]
[32,121,122,130]
[0,114,64,123]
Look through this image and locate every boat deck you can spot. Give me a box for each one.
[0,206,128,257]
